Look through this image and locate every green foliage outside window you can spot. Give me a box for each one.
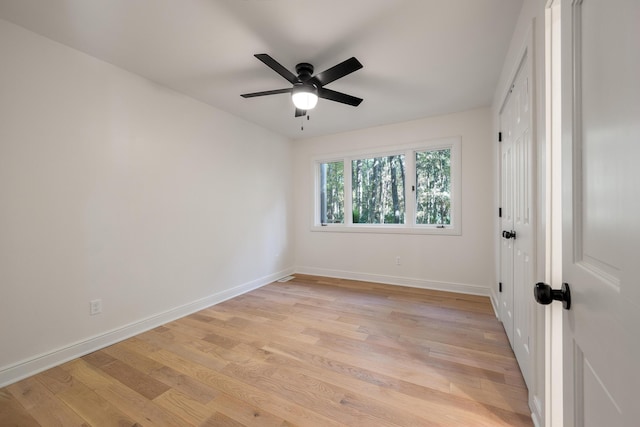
[352,155,405,224]
[319,161,344,223]
[415,149,451,225]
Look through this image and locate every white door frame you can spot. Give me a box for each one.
[544,1,564,425]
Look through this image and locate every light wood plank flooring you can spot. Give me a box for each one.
[0,275,533,426]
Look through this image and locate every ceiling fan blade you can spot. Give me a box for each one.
[318,87,363,106]
[295,108,307,117]
[241,88,292,98]
[254,54,299,84]
[312,57,363,87]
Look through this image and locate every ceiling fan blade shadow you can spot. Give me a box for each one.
[241,88,292,98]
[312,57,363,87]
[254,54,299,84]
[295,108,307,117]
[318,88,363,106]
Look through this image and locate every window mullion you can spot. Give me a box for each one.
[344,158,353,225]
[405,150,416,226]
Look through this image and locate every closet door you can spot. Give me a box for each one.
[500,53,534,387]
[500,98,515,345]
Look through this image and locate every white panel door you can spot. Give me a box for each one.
[500,53,534,388]
[561,0,640,425]
[500,94,515,345]
[512,57,534,388]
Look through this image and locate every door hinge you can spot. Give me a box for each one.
[499,282,503,293]
[498,207,502,218]
[498,132,502,142]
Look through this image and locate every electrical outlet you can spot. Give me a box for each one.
[396,256,401,265]
[90,299,102,316]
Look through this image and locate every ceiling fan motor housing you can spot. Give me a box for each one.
[295,63,314,81]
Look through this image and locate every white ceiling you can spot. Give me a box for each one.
[0,0,523,140]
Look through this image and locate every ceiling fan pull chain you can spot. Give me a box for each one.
[301,114,311,131]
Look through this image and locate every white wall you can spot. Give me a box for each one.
[292,108,495,296]
[491,0,547,425]
[0,19,294,385]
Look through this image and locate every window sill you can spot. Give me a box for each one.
[310,224,461,236]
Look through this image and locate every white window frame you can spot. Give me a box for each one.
[312,136,461,235]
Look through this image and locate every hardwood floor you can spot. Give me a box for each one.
[0,275,533,426]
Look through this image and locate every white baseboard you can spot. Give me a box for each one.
[0,267,294,388]
[295,266,491,297]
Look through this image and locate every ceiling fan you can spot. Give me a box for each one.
[241,54,363,117]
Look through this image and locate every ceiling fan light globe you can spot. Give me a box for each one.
[292,85,318,110]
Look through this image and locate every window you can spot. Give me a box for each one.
[352,155,405,224]
[415,148,451,225]
[319,161,344,224]
[314,137,460,234]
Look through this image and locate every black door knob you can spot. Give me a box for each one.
[502,230,517,239]
[534,282,571,310]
